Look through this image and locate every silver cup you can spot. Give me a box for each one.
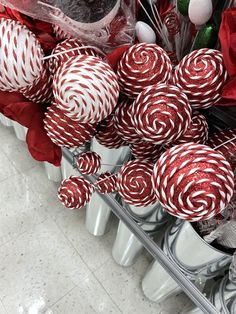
[85,138,130,236]
[12,121,27,141]
[0,114,12,127]
[142,220,232,302]
[44,162,62,182]
[112,202,168,266]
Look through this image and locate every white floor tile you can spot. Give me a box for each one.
[0,173,50,246]
[50,273,121,314]
[0,218,91,314]
[0,151,18,182]
[0,301,7,314]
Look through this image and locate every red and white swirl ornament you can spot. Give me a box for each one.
[130,141,163,162]
[131,83,192,145]
[152,143,235,221]
[174,49,228,109]
[117,43,172,98]
[49,38,102,75]
[44,104,96,148]
[0,18,44,91]
[117,160,157,207]
[53,55,119,123]
[58,176,94,209]
[95,114,127,149]
[96,172,117,194]
[76,151,101,175]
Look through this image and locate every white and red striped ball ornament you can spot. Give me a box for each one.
[173,49,228,109]
[58,176,94,209]
[53,24,72,40]
[114,99,141,144]
[95,114,127,149]
[152,143,235,221]
[96,172,117,194]
[0,18,44,91]
[53,55,119,124]
[76,151,101,175]
[44,104,96,148]
[49,38,102,75]
[21,67,53,104]
[130,141,163,162]
[117,160,157,207]
[166,111,209,147]
[117,43,172,98]
[131,83,192,145]
[208,128,236,171]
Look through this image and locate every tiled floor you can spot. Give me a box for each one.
[0,121,189,314]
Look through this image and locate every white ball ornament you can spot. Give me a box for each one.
[0,18,44,91]
[135,21,156,44]
[188,0,213,26]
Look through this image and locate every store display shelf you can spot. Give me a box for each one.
[62,148,221,314]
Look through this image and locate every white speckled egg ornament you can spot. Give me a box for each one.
[135,21,156,43]
[53,55,120,124]
[0,18,44,91]
[188,0,213,26]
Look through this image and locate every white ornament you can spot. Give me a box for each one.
[188,0,213,26]
[135,21,156,44]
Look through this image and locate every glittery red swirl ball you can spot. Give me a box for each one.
[96,172,117,194]
[173,49,228,109]
[166,111,209,147]
[21,67,53,104]
[114,99,141,144]
[95,114,127,149]
[53,24,72,40]
[58,176,94,209]
[117,160,157,207]
[131,83,192,145]
[208,128,236,171]
[76,151,101,175]
[44,104,96,148]
[130,141,163,162]
[49,39,102,75]
[152,143,235,221]
[116,43,172,98]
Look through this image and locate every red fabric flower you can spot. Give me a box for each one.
[219,8,236,77]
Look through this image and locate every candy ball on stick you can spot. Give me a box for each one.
[130,141,163,162]
[152,143,235,221]
[53,24,72,40]
[174,49,227,109]
[21,67,53,104]
[116,43,172,98]
[44,104,96,148]
[114,99,140,144]
[58,176,94,209]
[53,55,119,123]
[49,39,103,75]
[76,151,101,175]
[166,111,209,147]
[96,172,117,194]
[117,160,157,207]
[131,83,192,145]
[95,114,127,149]
[0,18,44,91]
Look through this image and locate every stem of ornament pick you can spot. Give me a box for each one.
[137,0,161,37]
[214,135,236,150]
[42,46,106,60]
[93,172,117,187]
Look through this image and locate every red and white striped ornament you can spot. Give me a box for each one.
[96,172,117,194]
[130,141,163,162]
[53,55,119,123]
[48,38,102,75]
[152,143,235,221]
[44,104,96,148]
[76,151,101,175]
[21,67,53,104]
[131,83,192,145]
[0,18,44,91]
[117,160,157,207]
[114,99,141,144]
[208,128,236,171]
[173,49,228,109]
[58,176,94,209]
[116,43,172,98]
[166,111,209,147]
[53,24,72,40]
[95,114,127,149]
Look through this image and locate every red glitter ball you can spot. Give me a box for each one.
[76,151,101,175]
[96,172,117,194]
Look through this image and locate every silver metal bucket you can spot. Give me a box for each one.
[0,114,12,127]
[12,121,27,141]
[142,220,232,302]
[44,162,62,182]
